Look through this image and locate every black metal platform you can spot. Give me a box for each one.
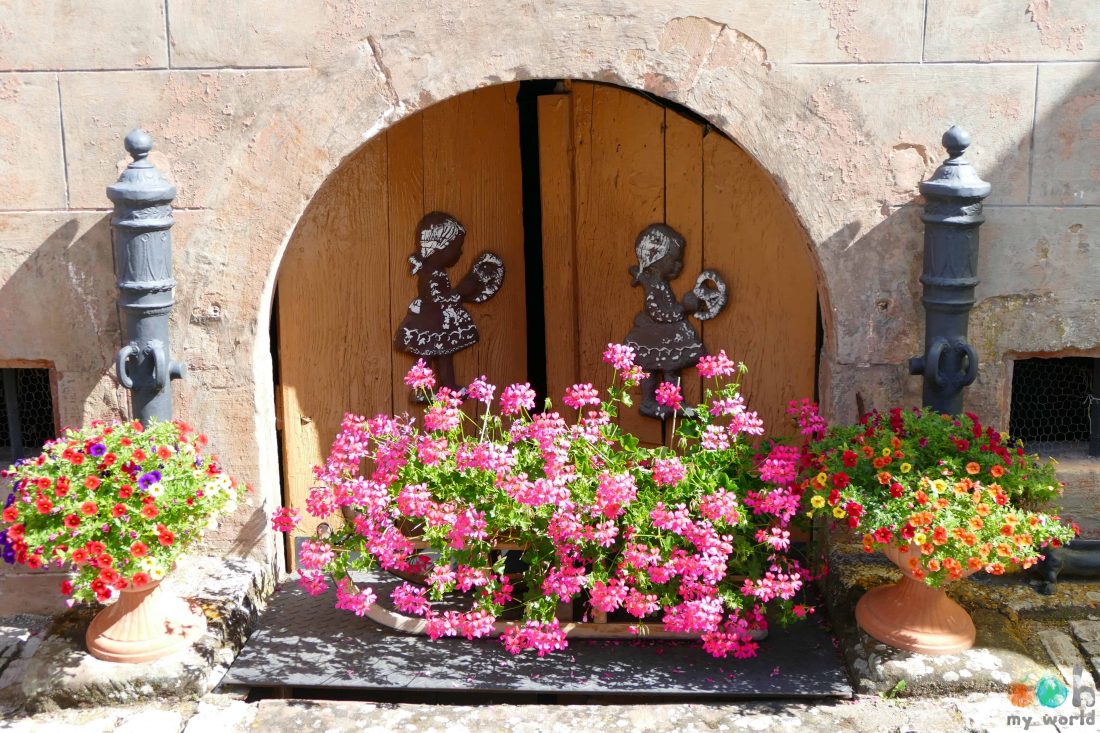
[223,572,852,699]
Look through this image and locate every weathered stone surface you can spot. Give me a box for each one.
[926,0,1100,62]
[1039,629,1087,684]
[181,699,255,733]
[1052,457,1100,539]
[167,0,370,68]
[1032,63,1100,205]
[114,709,183,733]
[971,294,1100,373]
[818,362,922,426]
[718,0,925,63]
[825,543,1079,697]
[0,213,118,369]
[0,1,166,71]
[245,697,978,733]
[0,75,65,208]
[59,69,307,208]
[977,206,1100,302]
[789,64,1036,206]
[0,574,70,617]
[19,555,273,713]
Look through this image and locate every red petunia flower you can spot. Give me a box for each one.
[131,572,150,587]
[35,497,53,514]
[130,541,148,557]
[156,445,172,460]
[83,476,101,490]
[111,504,127,518]
[140,504,159,519]
[60,580,73,596]
[158,530,175,546]
[63,513,81,529]
[1,505,18,523]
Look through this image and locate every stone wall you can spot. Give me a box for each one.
[1,1,1099,594]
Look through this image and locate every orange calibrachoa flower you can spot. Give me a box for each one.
[801,405,1075,588]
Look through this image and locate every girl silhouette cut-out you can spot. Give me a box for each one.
[624,224,728,419]
[394,211,504,393]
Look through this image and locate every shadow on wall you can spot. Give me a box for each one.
[0,215,126,430]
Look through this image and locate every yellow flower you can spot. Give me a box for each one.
[810,495,826,509]
[900,463,912,474]
[832,506,847,519]
[881,448,892,457]
[914,532,928,545]
[931,479,947,494]
[815,472,828,487]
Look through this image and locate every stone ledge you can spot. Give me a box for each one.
[825,542,1100,696]
[10,555,274,714]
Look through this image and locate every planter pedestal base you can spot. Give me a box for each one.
[855,573,975,655]
[85,580,206,663]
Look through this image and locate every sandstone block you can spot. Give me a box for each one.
[976,206,1100,301]
[0,75,65,208]
[1033,63,1100,205]
[0,1,166,71]
[926,0,1100,62]
[114,710,183,733]
[0,213,119,374]
[716,0,924,63]
[790,64,1036,206]
[167,0,369,68]
[59,70,307,208]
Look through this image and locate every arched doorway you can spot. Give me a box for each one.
[273,81,818,558]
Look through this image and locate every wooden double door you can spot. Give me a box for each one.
[275,81,818,551]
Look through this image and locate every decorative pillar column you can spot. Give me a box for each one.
[108,130,185,425]
[908,126,991,414]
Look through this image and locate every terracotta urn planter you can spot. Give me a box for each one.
[85,579,206,663]
[854,544,977,655]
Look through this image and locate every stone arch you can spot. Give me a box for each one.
[181,7,880,562]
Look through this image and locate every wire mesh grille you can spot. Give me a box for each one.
[1009,357,1095,450]
[0,368,57,465]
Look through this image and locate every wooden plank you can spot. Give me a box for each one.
[701,133,817,438]
[664,107,705,420]
[277,136,392,559]
[538,93,579,409]
[572,83,665,445]
[387,112,426,414]
[420,83,527,400]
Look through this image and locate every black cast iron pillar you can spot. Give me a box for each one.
[108,130,185,426]
[908,126,991,415]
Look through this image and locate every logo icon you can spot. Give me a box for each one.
[1036,675,1070,708]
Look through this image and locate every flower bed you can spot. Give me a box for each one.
[274,344,813,658]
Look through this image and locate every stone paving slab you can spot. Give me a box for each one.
[825,544,1100,696]
[11,556,273,713]
[224,571,851,699]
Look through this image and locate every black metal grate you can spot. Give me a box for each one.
[0,368,57,465]
[1009,357,1096,453]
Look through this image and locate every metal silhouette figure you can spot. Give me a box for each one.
[623,224,728,419]
[394,212,504,393]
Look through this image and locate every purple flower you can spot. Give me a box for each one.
[138,470,162,489]
[88,443,107,457]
